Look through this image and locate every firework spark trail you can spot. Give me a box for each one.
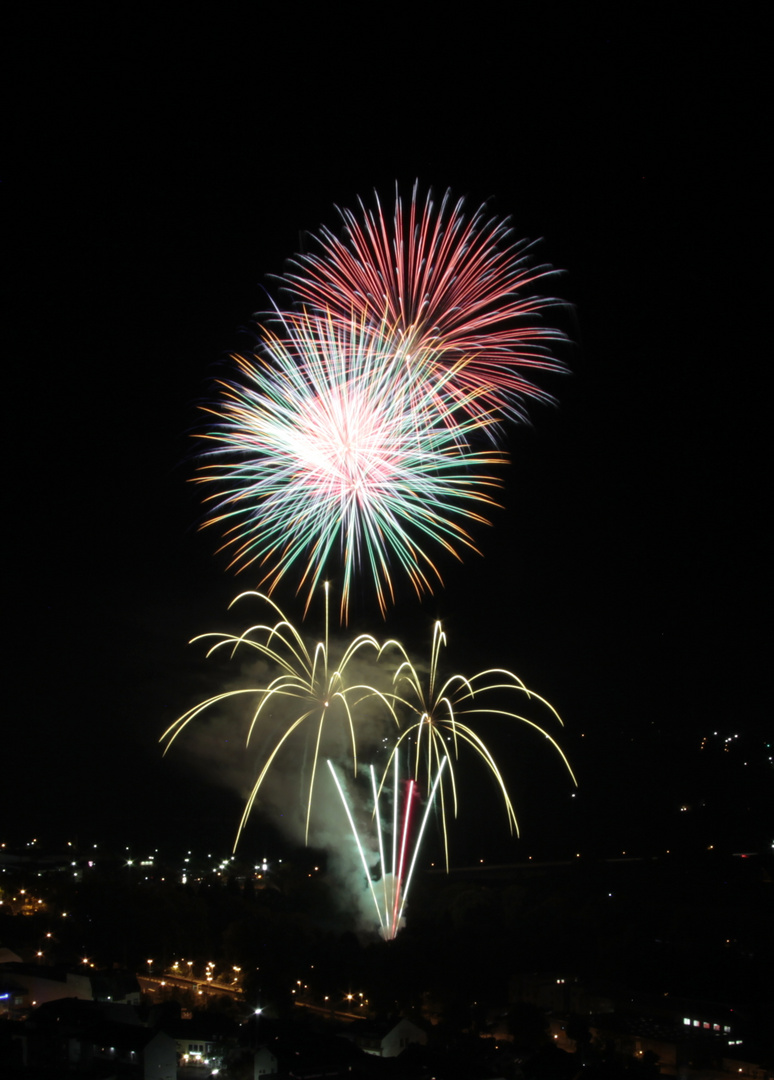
[196,311,506,619]
[165,588,574,935]
[160,586,396,849]
[330,755,449,939]
[377,621,577,869]
[392,775,417,938]
[282,182,567,421]
[395,757,447,934]
[370,764,391,927]
[327,759,387,935]
[163,591,573,873]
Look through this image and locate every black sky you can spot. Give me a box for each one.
[7,8,770,858]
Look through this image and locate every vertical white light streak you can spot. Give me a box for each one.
[370,765,390,926]
[391,751,399,885]
[327,761,385,935]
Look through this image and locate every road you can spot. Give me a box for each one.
[138,973,243,1003]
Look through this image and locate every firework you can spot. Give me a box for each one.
[377,621,577,869]
[328,755,448,940]
[197,311,506,619]
[282,182,567,421]
[165,592,575,934]
[160,586,396,847]
[173,183,577,938]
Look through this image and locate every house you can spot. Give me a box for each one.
[254,1044,278,1077]
[0,961,140,1014]
[17,1000,177,1078]
[342,1016,427,1057]
[164,1012,238,1071]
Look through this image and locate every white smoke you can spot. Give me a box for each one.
[170,630,417,932]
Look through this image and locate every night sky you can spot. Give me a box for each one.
[8,9,769,861]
